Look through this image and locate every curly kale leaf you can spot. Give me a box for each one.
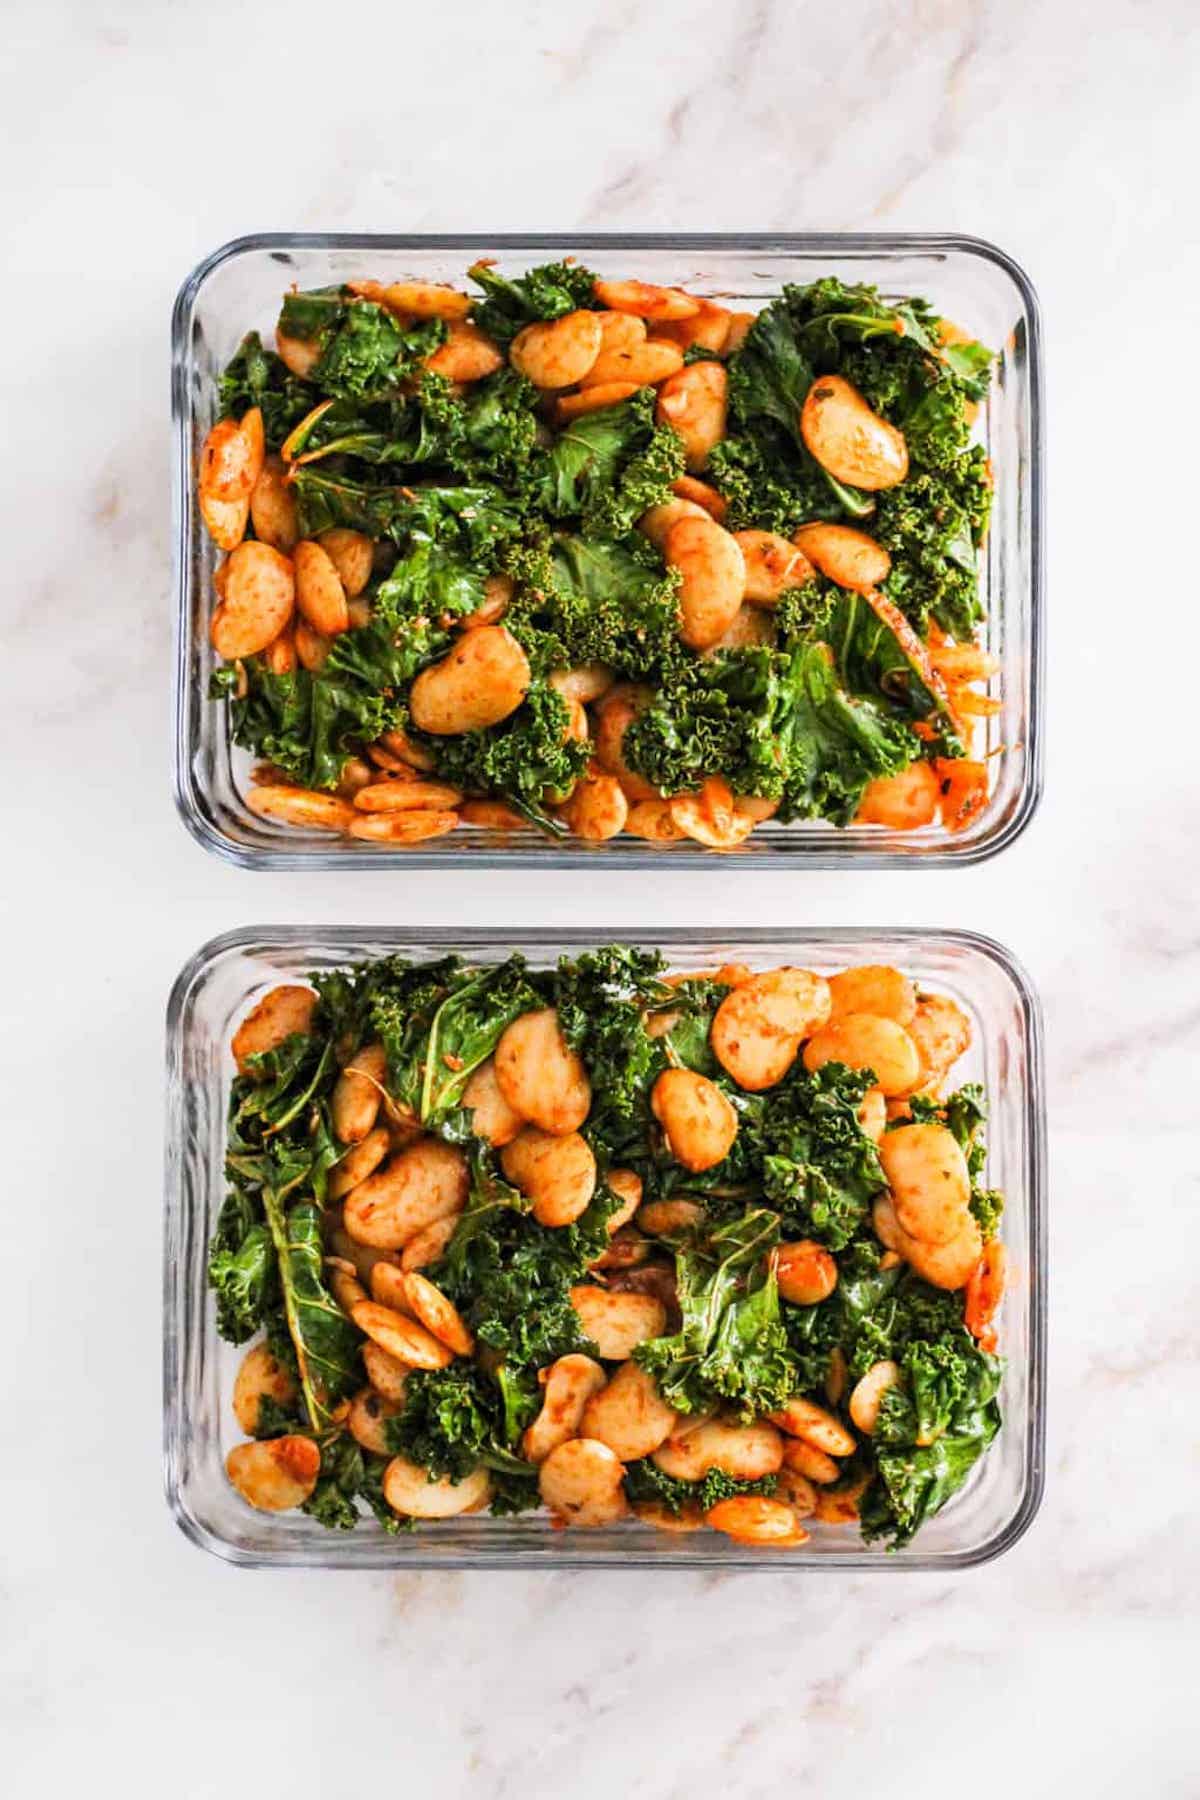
[217,615,443,791]
[554,945,676,1149]
[218,1036,340,1246]
[427,683,588,826]
[467,259,599,344]
[434,1180,617,1373]
[705,434,819,536]
[262,1199,363,1430]
[760,1063,887,1249]
[772,641,920,822]
[298,1433,411,1533]
[419,956,542,1128]
[302,1434,369,1531]
[635,1210,796,1419]
[385,1364,541,1516]
[623,1461,778,1515]
[424,368,542,485]
[535,388,684,537]
[302,371,543,486]
[862,1338,1002,1546]
[217,331,316,447]
[820,588,961,747]
[365,955,474,1115]
[874,450,993,637]
[277,289,446,402]
[502,530,683,681]
[207,1197,275,1343]
[626,641,919,825]
[720,298,874,522]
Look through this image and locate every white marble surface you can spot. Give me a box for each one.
[4,0,1199,1793]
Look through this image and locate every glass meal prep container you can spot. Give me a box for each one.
[163,925,1046,1569]
[171,233,1044,869]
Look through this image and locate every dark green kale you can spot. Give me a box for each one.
[467,258,599,344]
[760,1063,887,1249]
[299,1433,412,1533]
[365,955,476,1116]
[418,956,543,1128]
[634,1211,796,1419]
[712,278,993,634]
[213,1023,361,1428]
[819,587,961,748]
[277,289,446,402]
[217,331,316,446]
[426,683,590,828]
[433,1179,617,1374]
[623,1460,778,1514]
[625,641,918,825]
[501,531,684,682]
[874,452,993,638]
[862,1336,1002,1546]
[535,388,684,536]
[215,615,443,792]
[384,1363,541,1515]
[261,1197,362,1430]
[554,945,675,1147]
[207,1195,274,1343]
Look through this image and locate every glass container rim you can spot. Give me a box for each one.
[164,922,1047,1572]
[171,231,1044,872]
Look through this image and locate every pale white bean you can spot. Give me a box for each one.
[710,967,832,1091]
[350,1300,455,1370]
[362,1342,411,1403]
[848,1359,902,1435]
[328,1126,390,1200]
[232,1343,296,1435]
[501,1128,596,1228]
[226,1436,320,1512]
[734,530,814,605]
[342,1139,468,1248]
[494,1008,591,1135]
[408,626,530,735]
[828,965,917,1027]
[878,1122,971,1244]
[654,362,727,470]
[293,538,349,636]
[348,1387,403,1456]
[231,985,316,1074]
[382,1455,491,1518]
[651,1068,738,1172]
[462,1057,524,1147]
[800,374,909,490]
[521,1354,607,1463]
[509,310,603,388]
[579,1361,678,1460]
[652,1417,782,1482]
[569,1285,667,1359]
[331,1042,387,1144]
[802,1013,921,1098]
[211,540,295,660]
[768,1396,855,1457]
[793,522,890,593]
[664,514,746,651]
[538,1438,629,1527]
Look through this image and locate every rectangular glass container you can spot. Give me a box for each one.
[164,926,1046,1569]
[171,233,1044,868]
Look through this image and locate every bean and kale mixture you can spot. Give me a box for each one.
[211,947,1007,1550]
[199,265,998,849]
